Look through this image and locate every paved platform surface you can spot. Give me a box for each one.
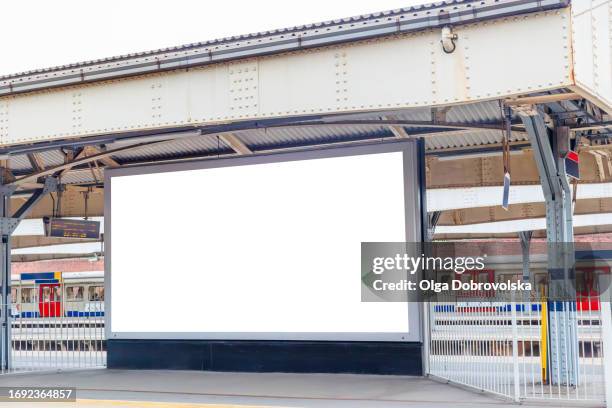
[0,369,603,407]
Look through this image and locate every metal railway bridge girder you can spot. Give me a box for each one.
[0,5,576,147]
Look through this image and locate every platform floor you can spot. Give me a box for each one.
[0,369,603,407]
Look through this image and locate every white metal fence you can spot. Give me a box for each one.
[1,289,106,373]
[427,294,610,404]
[1,272,610,408]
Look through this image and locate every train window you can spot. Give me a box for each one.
[533,273,548,297]
[574,271,587,293]
[534,272,548,286]
[53,286,62,302]
[88,286,104,301]
[21,288,35,303]
[42,287,52,302]
[66,286,84,301]
[11,287,17,303]
[498,273,520,283]
[438,272,452,284]
[476,272,490,283]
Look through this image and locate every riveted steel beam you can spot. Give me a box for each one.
[0,0,569,97]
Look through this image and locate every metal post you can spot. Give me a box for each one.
[599,274,612,408]
[511,291,521,402]
[517,107,578,386]
[0,174,11,372]
[417,138,431,378]
[518,230,533,284]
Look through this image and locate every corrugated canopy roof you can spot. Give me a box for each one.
[5,99,536,182]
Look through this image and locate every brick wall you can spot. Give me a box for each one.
[12,258,104,275]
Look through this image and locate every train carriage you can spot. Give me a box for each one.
[9,271,104,319]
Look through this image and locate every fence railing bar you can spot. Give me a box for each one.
[428,293,605,403]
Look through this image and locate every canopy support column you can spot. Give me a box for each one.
[517,106,578,386]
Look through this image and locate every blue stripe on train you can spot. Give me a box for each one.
[499,304,543,312]
[20,272,56,281]
[434,304,544,313]
[15,311,104,318]
[66,310,104,317]
[548,301,577,312]
[66,311,104,317]
[434,305,455,312]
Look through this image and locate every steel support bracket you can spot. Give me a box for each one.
[42,176,59,195]
[12,177,59,221]
[0,185,16,196]
[0,218,20,236]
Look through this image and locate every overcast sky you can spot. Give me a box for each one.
[1,0,429,76]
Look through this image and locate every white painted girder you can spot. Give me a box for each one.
[0,9,572,147]
[571,0,612,114]
[436,212,612,235]
[428,182,612,211]
[11,242,102,256]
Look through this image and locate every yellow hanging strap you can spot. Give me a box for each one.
[540,290,548,384]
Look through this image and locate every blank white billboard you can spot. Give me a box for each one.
[107,144,420,341]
